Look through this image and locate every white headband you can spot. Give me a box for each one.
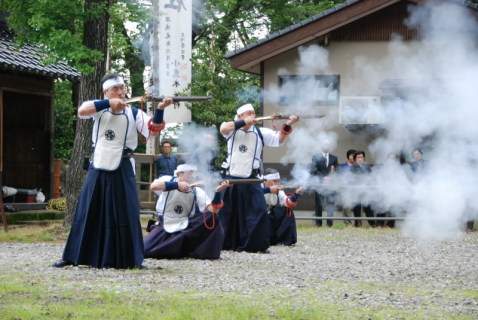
[264,173,280,180]
[234,104,254,120]
[176,164,197,172]
[236,103,254,115]
[102,77,125,91]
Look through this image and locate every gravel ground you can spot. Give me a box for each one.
[1,227,477,319]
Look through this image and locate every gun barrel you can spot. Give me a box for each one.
[226,179,266,185]
[256,114,325,121]
[125,95,212,104]
[190,179,265,186]
[169,96,212,102]
[279,185,301,189]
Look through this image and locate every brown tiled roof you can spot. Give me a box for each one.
[0,25,81,81]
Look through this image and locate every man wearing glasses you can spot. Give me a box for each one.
[155,140,178,177]
[52,73,173,269]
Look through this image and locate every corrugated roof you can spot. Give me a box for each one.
[0,26,81,81]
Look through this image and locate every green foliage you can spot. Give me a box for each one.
[0,0,149,76]
[53,81,76,161]
[260,0,347,33]
[0,0,106,74]
[108,1,150,96]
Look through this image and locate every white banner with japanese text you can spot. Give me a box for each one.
[154,0,192,123]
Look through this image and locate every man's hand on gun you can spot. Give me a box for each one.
[178,181,191,193]
[244,114,259,126]
[109,98,127,113]
[269,185,282,194]
[286,114,299,126]
[215,180,230,192]
[295,186,305,195]
[157,97,174,110]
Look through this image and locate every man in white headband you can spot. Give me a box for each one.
[144,163,230,259]
[262,168,303,246]
[53,73,174,270]
[218,102,299,253]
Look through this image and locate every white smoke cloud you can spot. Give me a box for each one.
[177,123,222,195]
[269,1,478,241]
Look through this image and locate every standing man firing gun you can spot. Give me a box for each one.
[219,103,299,253]
[52,73,174,269]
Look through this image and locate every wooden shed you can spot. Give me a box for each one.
[0,20,80,201]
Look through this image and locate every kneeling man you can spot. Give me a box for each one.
[144,164,229,259]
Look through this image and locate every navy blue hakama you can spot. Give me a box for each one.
[220,183,270,252]
[143,211,224,260]
[62,158,144,269]
[268,206,297,246]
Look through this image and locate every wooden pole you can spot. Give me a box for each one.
[0,89,7,231]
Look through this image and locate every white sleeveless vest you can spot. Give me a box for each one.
[229,129,259,178]
[162,188,196,233]
[93,110,128,171]
[265,193,279,207]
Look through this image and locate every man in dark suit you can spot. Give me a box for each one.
[311,141,339,227]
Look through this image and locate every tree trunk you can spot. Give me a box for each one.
[64,0,110,226]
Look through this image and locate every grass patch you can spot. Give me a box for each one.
[331,223,346,229]
[0,219,155,243]
[0,223,68,243]
[295,225,318,233]
[5,211,64,224]
[0,272,471,320]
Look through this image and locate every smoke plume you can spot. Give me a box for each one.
[269,1,478,240]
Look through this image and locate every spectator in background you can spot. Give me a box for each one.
[350,150,376,227]
[337,149,356,226]
[410,148,427,173]
[339,149,356,172]
[375,152,400,228]
[466,220,475,232]
[155,140,178,177]
[311,140,339,227]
